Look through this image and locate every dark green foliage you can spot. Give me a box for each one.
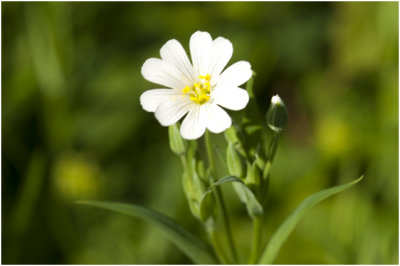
[2,2,398,264]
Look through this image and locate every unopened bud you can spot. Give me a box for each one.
[168,124,187,155]
[266,95,288,133]
[247,161,261,186]
[226,142,244,178]
[196,159,207,182]
[224,126,240,144]
[182,169,208,221]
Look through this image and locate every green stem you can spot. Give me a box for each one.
[248,215,263,264]
[205,130,216,174]
[179,155,187,171]
[205,130,238,264]
[217,186,238,263]
[209,228,230,264]
[267,132,280,162]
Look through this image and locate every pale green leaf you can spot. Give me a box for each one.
[201,176,263,218]
[258,176,364,264]
[77,200,218,264]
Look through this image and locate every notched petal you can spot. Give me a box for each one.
[213,87,250,111]
[218,61,252,87]
[160,39,194,84]
[204,104,232,133]
[140,88,181,112]
[155,98,192,126]
[141,58,188,90]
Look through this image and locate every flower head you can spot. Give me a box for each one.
[140,31,252,140]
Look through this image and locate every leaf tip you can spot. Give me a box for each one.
[356,175,364,183]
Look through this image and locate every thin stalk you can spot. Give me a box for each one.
[267,132,280,163]
[248,215,263,264]
[205,130,216,175]
[209,228,230,264]
[205,130,239,264]
[262,132,280,180]
[179,155,187,171]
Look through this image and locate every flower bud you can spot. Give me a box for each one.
[224,126,240,145]
[265,95,288,133]
[246,161,261,186]
[168,124,187,155]
[196,159,208,182]
[182,169,206,221]
[226,142,244,178]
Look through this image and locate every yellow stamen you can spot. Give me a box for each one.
[183,74,212,105]
[199,74,211,81]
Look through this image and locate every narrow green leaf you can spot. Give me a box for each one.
[200,176,263,218]
[258,176,364,264]
[77,200,218,264]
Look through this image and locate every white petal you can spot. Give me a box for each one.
[189,31,212,77]
[204,103,232,133]
[180,105,206,140]
[155,97,192,126]
[160,39,195,85]
[213,87,250,111]
[217,61,252,87]
[208,37,233,83]
[141,58,188,90]
[140,89,182,112]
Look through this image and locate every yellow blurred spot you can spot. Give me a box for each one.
[52,153,101,201]
[316,117,352,156]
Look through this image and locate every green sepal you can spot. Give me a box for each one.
[226,142,244,178]
[245,71,256,98]
[243,124,262,136]
[224,125,247,158]
[246,161,261,186]
[254,149,266,171]
[168,124,187,155]
[196,159,208,182]
[186,140,198,173]
[224,126,241,145]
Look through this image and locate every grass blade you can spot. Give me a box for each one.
[258,176,364,264]
[77,200,218,264]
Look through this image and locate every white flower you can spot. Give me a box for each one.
[271,95,283,105]
[140,31,252,140]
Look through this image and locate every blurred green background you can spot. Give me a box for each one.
[2,2,398,264]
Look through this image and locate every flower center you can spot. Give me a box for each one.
[182,74,211,105]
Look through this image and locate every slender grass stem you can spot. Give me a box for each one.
[205,130,239,264]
